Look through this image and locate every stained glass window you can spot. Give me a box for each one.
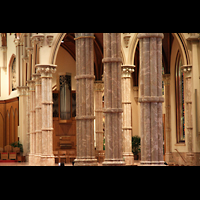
[175,52,185,142]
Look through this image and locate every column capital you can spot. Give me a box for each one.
[121,65,135,78]
[35,64,57,77]
[14,38,20,47]
[27,80,35,91]
[26,47,33,54]
[46,34,54,47]
[17,86,29,96]
[162,74,171,85]
[137,33,164,39]
[31,34,45,47]
[181,65,192,77]
[94,81,104,91]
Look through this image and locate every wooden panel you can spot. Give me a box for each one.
[0,98,19,147]
[53,119,76,161]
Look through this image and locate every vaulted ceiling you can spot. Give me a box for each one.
[60,33,103,80]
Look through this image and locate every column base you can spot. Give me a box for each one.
[40,155,55,166]
[34,154,41,166]
[29,154,35,166]
[102,159,126,166]
[123,153,134,165]
[74,158,98,166]
[139,161,166,166]
[165,152,173,164]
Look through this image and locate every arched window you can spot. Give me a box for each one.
[175,51,185,143]
[9,54,16,94]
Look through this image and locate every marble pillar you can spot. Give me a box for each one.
[33,73,42,165]
[74,33,98,166]
[17,86,29,157]
[36,64,57,166]
[94,81,104,160]
[137,33,165,166]
[121,65,135,165]
[102,33,125,166]
[181,65,194,165]
[162,74,173,164]
[27,80,35,165]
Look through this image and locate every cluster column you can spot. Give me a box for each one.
[162,74,172,163]
[102,33,125,166]
[121,65,135,165]
[33,73,42,165]
[137,33,165,166]
[27,80,35,165]
[36,64,57,166]
[181,65,193,165]
[74,33,98,166]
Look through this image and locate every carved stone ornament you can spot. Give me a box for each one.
[181,65,192,73]
[46,35,54,47]
[121,65,135,78]
[94,81,104,91]
[35,64,57,76]
[123,33,131,48]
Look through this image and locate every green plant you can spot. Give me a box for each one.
[10,141,23,153]
[132,136,141,155]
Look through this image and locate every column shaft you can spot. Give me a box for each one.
[94,81,104,161]
[138,33,165,166]
[121,65,135,165]
[162,74,172,163]
[74,33,98,166]
[102,33,125,166]
[36,64,57,166]
[27,80,35,165]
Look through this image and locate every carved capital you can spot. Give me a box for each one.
[35,64,57,77]
[94,81,104,91]
[123,33,131,48]
[46,34,54,47]
[31,34,45,47]
[17,86,29,96]
[181,65,192,77]
[162,74,171,85]
[121,65,135,78]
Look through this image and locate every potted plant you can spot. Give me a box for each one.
[10,141,23,153]
[132,136,141,160]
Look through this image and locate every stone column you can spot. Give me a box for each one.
[102,33,125,166]
[137,33,165,166]
[36,64,57,166]
[162,74,172,164]
[181,65,194,165]
[94,81,104,161]
[27,80,35,165]
[33,73,42,165]
[74,33,98,166]
[17,86,29,157]
[14,38,20,87]
[121,65,135,165]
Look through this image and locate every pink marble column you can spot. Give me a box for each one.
[36,64,57,166]
[102,33,125,166]
[74,33,98,166]
[33,73,42,165]
[137,33,165,166]
[27,80,35,165]
[121,65,135,165]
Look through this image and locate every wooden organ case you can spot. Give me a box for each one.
[53,74,76,163]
